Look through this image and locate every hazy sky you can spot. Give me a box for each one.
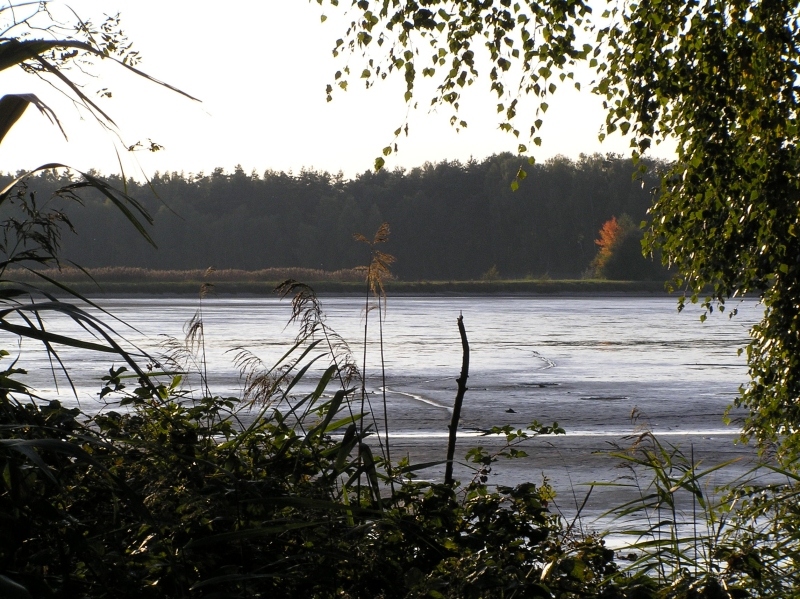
[0,1,676,179]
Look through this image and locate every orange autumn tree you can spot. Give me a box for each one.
[590,215,636,278]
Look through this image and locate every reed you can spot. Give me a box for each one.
[590,425,800,597]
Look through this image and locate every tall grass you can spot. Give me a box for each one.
[591,427,800,598]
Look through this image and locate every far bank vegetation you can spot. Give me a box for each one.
[7,266,367,284]
[7,153,670,282]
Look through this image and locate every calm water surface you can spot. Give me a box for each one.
[2,294,767,517]
[5,294,757,432]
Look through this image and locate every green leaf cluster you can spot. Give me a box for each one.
[598,0,800,461]
[326,0,593,151]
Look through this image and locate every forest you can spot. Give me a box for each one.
[4,153,669,281]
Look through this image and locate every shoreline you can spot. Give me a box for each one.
[4,279,679,296]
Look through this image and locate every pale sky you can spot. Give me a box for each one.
[0,0,676,179]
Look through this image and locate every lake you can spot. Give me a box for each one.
[1,293,769,522]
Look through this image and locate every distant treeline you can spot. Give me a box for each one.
[1,153,671,281]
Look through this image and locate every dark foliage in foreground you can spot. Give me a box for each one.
[0,356,618,598]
